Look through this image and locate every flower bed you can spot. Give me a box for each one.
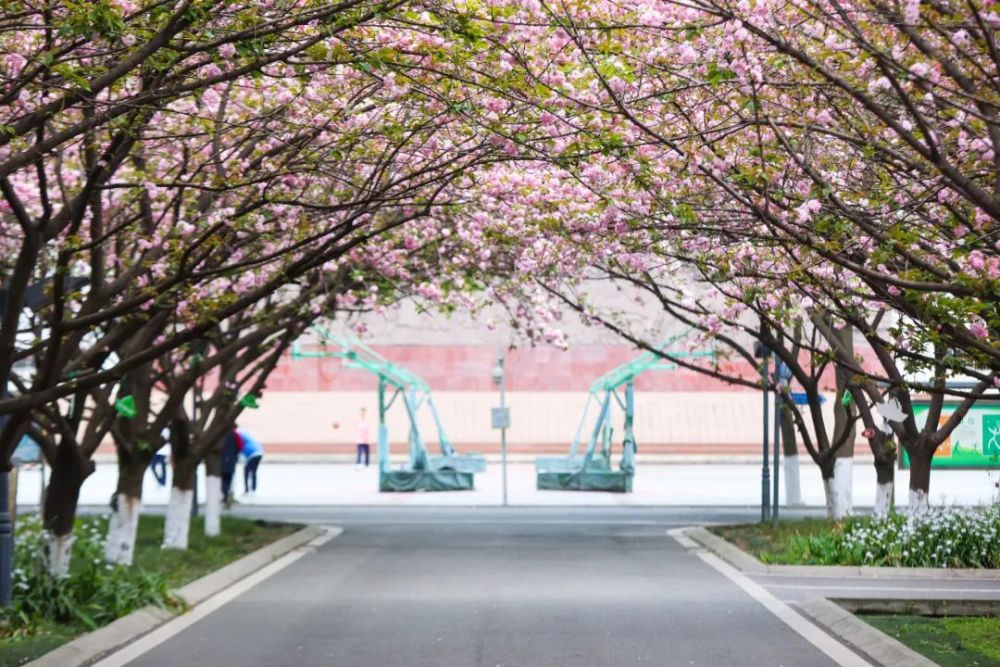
[0,514,296,666]
[712,505,1000,568]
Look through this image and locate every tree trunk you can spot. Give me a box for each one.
[780,405,802,506]
[820,461,840,519]
[829,326,855,520]
[870,432,896,518]
[830,457,853,519]
[203,443,222,537]
[163,454,196,550]
[908,444,933,514]
[873,456,894,518]
[42,445,93,577]
[104,449,146,565]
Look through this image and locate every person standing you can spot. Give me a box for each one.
[238,428,264,496]
[355,407,371,468]
[221,427,243,509]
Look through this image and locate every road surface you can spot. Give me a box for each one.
[114,508,856,667]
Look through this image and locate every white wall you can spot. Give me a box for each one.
[236,390,843,447]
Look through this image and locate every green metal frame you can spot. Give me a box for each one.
[291,326,486,491]
[536,333,715,492]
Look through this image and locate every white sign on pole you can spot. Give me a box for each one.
[491,407,510,430]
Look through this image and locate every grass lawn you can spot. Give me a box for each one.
[132,515,297,589]
[0,515,296,667]
[710,518,838,564]
[862,614,1000,666]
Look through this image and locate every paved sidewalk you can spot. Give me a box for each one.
[15,459,1000,508]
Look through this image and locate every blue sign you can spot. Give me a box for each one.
[12,434,41,464]
[789,392,826,406]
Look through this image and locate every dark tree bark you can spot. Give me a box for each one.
[41,439,94,575]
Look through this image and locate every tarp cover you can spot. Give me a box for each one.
[535,456,612,473]
[380,470,475,492]
[536,469,632,493]
[430,454,487,473]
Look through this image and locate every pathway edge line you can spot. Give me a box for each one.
[25,524,328,667]
[670,529,871,666]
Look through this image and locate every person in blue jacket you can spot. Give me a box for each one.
[238,428,264,496]
[221,428,242,509]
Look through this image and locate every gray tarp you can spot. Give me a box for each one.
[536,469,632,493]
[380,470,475,492]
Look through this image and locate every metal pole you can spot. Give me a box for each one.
[761,358,771,523]
[500,353,508,508]
[191,383,201,518]
[773,383,781,525]
[0,287,13,606]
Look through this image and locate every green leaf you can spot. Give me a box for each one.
[114,395,137,419]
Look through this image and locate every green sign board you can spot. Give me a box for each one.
[901,401,1000,469]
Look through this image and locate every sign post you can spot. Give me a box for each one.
[492,352,510,506]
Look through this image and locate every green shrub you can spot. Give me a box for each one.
[1,516,179,637]
[784,505,1000,568]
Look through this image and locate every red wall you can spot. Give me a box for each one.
[263,345,863,393]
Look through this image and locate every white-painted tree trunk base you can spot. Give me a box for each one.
[909,488,929,514]
[205,475,222,537]
[822,459,854,519]
[783,454,803,506]
[104,494,142,565]
[45,532,75,578]
[873,481,893,518]
[823,477,835,518]
[162,487,193,550]
[832,458,854,519]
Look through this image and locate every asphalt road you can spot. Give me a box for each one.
[126,508,844,667]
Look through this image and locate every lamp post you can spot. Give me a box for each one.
[753,337,771,523]
[491,351,509,507]
[773,361,791,525]
[0,287,12,606]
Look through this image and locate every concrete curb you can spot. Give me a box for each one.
[834,597,1000,617]
[798,598,937,667]
[688,527,1000,580]
[685,527,767,573]
[177,525,324,606]
[26,524,328,667]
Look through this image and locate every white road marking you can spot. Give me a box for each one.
[93,526,342,667]
[670,528,871,667]
[764,584,1000,594]
[665,527,700,548]
[284,518,694,525]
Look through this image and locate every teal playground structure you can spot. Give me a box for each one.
[291,327,486,491]
[536,334,715,492]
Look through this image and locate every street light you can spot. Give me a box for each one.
[491,351,509,507]
[0,287,13,606]
[753,336,771,523]
[773,360,792,525]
